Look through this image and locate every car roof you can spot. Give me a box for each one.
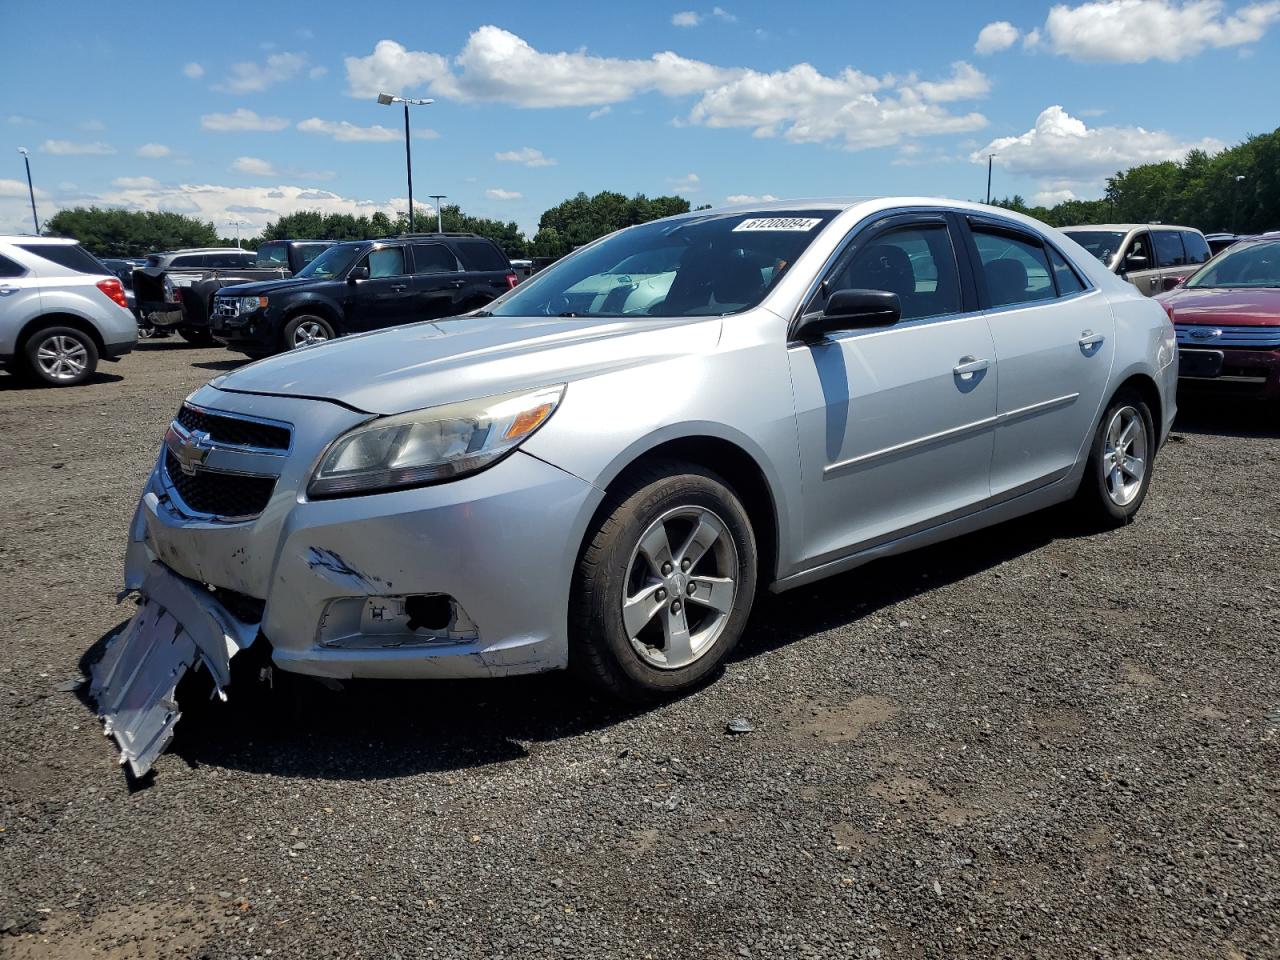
[0,235,80,244]
[154,247,250,256]
[1061,223,1199,233]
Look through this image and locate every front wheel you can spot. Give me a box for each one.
[1076,389,1155,526]
[283,314,335,350]
[570,461,758,701]
[23,325,99,387]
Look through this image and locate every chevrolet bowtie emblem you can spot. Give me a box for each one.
[167,425,214,475]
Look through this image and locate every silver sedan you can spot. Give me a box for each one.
[96,199,1177,775]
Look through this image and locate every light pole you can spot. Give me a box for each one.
[986,153,995,205]
[427,195,447,233]
[376,93,434,233]
[17,147,39,234]
[227,218,248,248]
[1231,174,1246,234]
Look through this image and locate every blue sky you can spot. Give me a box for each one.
[3,0,1277,238]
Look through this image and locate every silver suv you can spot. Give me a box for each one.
[0,236,137,386]
[1061,224,1212,296]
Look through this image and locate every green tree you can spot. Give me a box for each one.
[534,191,692,257]
[44,208,219,257]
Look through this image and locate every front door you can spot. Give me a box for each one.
[965,218,1116,496]
[346,245,415,332]
[1120,230,1161,296]
[787,213,998,565]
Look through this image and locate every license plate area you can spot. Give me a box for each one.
[1178,349,1224,378]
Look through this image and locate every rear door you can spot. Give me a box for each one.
[409,242,468,320]
[1119,230,1161,296]
[0,252,42,343]
[787,211,998,561]
[450,239,514,309]
[963,217,1115,497]
[346,245,415,331]
[1151,229,1190,291]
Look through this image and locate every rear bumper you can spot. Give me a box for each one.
[1178,347,1280,399]
[139,301,185,328]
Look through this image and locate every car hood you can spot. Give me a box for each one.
[212,313,724,415]
[1158,286,1280,326]
[216,276,311,296]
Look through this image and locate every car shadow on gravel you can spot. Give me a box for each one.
[74,504,1098,785]
[0,370,124,391]
[1171,393,1279,439]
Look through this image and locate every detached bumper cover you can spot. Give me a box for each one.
[90,560,258,777]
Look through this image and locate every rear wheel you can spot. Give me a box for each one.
[22,325,99,387]
[283,314,335,350]
[1076,388,1155,526]
[570,461,757,701]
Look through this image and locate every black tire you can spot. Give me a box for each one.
[282,314,336,351]
[1075,387,1156,527]
[570,460,758,702]
[21,325,99,387]
[178,326,215,345]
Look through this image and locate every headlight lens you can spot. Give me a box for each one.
[239,296,267,313]
[308,384,565,497]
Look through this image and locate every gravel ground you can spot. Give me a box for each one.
[1,344,1277,960]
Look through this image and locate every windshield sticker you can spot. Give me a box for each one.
[733,217,823,232]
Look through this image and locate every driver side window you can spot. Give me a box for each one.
[367,247,406,279]
[826,224,961,322]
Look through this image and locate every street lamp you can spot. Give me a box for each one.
[17,147,39,234]
[376,93,434,233]
[226,218,248,248]
[428,194,447,233]
[1231,174,1246,234]
[986,153,996,205]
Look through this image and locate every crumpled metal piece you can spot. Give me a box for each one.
[91,561,258,777]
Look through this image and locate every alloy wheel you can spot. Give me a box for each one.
[35,335,89,381]
[293,320,329,348]
[1102,405,1147,506]
[622,505,739,670]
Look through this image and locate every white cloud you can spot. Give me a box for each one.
[972,105,1223,188]
[344,39,451,98]
[112,176,161,189]
[308,66,328,80]
[1041,0,1280,62]
[669,173,701,194]
[975,21,1021,54]
[183,62,205,79]
[297,118,400,142]
[687,60,988,149]
[725,193,779,203]
[201,109,290,132]
[8,114,33,125]
[39,140,116,156]
[712,6,737,21]
[232,156,277,176]
[588,105,612,120]
[495,146,557,167]
[136,143,171,158]
[485,187,523,200]
[1033,189,1079,207]
[215,51,308,93]
[672,10,701,26]
[0,178,49,199]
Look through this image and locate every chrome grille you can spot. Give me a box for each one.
[175,403,290,450]
[163,451,276,520]
[1175,324,1280,349]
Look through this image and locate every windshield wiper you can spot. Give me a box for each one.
[557,311,581,317]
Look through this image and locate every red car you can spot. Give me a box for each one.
[1157,232,1280,400]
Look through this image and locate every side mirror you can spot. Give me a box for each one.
[347,266,370,283]
[1160,275,1185,292]
[795,289,901,341]
[1122,254,1148,274]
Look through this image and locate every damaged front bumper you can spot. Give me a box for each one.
[91,560,259,777]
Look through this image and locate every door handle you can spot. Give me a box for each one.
[446,280,466,288]
[1078,331,1105,349]
[389,283,408,292]
[952,356,990,379]
[0,285,15,296]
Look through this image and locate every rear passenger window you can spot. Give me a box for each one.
[832,225,961,322]
[1047,246,1086,296]
[1152,231,1187,267]
[412,243,460,274]
[206,253,250,268]
[972,230,1055,307]
[1181,231,1211,265]
[172,255,203,268]
[0,253,26,277]
[17,243,107,275]
[367,247,406,278]
[453,240,510,272]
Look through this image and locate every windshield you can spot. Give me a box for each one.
[1062,230,1127,266]
[1186,239,1280,289]
[295,243,361,280]
[487,211,838,318]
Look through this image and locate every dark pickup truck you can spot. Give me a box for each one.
[132,240,333,343]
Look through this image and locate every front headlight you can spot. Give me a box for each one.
[308,384,566,498]
[239,296,267,313]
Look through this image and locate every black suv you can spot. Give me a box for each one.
[210,234,516,356]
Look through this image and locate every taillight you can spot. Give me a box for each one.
[505,273,518,290]
[96,278,130,309]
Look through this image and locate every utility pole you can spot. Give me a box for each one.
[17,147,39,234]
[986,154,995,205]
[428,195,447,233]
